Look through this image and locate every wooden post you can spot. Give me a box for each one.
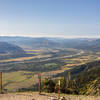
[58,80,60,99]
[38,73,41,95]
[0,72,2,94]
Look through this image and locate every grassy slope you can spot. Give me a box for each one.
[3,71,38,91]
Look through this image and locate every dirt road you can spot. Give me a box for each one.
[0,93,100,100]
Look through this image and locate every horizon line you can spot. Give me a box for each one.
[0,34,100,39]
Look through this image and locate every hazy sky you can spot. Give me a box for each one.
[0,0,100,38]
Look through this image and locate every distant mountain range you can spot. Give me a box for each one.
[0,37,60,49]
[0,36,100,51]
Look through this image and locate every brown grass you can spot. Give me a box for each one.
[0,55,51,63]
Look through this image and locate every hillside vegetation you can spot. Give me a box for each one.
[76,66,100,95]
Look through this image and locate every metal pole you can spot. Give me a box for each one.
[58,80,60,99]
[0,72,2,94]
[38,73,41,95]
[39,79,41,94]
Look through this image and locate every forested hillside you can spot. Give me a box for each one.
[0,42,25,54]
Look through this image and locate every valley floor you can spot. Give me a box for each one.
[0,93,100,100]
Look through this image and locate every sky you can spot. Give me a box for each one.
[0,0,100,38]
